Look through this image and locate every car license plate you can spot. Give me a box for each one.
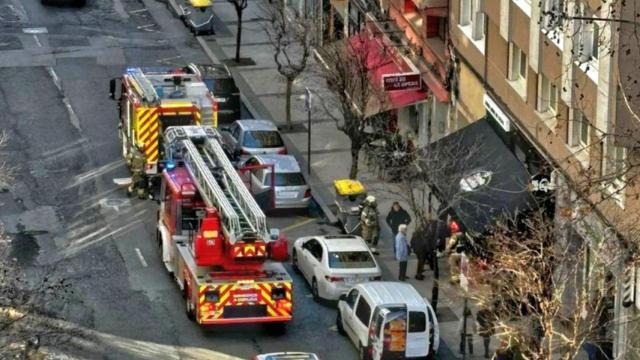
[345,277,360,284]
[277,191,298,199]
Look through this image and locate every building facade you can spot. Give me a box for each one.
[447,0,640,357]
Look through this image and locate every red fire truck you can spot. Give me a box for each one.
[157,126,292,328]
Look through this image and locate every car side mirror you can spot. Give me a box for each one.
[339,294,347,302]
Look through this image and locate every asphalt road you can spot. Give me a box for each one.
[0,0,356,358]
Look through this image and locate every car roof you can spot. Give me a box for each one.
[236,119,279,131]
[253,155,301,173]
[357,282,427,309]
[317,235,370,252]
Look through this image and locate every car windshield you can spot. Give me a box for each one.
[265,172,306,187]
[328,251,376,269]
[243,130,283,148]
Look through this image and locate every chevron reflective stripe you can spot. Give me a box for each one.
[233,243,267,258]
[194,111,202,125]
[136,107,159,163]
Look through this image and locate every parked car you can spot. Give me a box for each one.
[41,0,86,6]
[253,352,319,360]
[337,282,439,360]
[176,0,214,35]
[241,155,311,209]
[219,120,286,162]
[186,63,240,124]
[292,235,382,301]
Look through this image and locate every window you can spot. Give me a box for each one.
[508,42,527,96]
[328,251,376,269]
[541,0,563,30]
[459,0,484,42]
[304,239,323,261]
[355,297,372,326]
[346,289,359,309]
[537,74,558,113]
[569,110,589,147]
[243,131,284,148]
[408,311,426,333]
[574,7,599,63]
[264,172,306,187]
[603,137,626,178]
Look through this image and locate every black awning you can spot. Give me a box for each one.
[426,118,534,235]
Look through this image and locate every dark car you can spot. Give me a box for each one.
[186,64,241,125]
[41,0,86,5]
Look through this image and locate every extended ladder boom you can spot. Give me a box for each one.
[165,126,269,244]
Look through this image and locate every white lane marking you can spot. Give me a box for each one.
[22,27,48,34]
[135,248,148,267]
[33,34,42,48]
[47,67,62,91]
[62,97,81,131]
[45,67,81,131]
[129,8,148,14]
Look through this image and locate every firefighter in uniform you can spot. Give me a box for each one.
[360,195,380,254]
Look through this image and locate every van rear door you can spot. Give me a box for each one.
[406,310,429,357]
[369,305,407,360]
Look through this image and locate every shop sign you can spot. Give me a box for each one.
[382,73,422,91]
[483,94,511,132]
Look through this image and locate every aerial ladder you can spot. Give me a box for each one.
[157,126,291,327]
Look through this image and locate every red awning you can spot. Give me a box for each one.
[348,33,428,114]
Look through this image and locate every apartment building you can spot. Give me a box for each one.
[447,0,640,357]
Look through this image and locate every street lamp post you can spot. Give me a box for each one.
[305,87,312,176]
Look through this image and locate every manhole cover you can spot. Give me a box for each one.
[99,198,129,208]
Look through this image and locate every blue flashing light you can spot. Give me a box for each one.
[165,160,176,171]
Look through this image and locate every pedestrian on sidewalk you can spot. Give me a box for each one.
[360,195,381,254]
[458,307,476,356]
[410,221,428,280]
[477,307,494,358]
[386,202,411,255]
[395,224,410,281]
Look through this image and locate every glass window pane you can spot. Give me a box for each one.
[580,116,589,144]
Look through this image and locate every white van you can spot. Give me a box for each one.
[337,282,439,360]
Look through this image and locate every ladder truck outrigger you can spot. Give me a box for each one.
[157,125,292,328]
[109,66,219,198]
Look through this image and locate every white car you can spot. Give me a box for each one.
[337,282,439,360]
[292,235,382,301]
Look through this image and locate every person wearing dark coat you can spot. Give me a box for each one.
[386,202,411,254]
[411,219,450,279]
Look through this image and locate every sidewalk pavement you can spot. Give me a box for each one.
[169,1,496,357]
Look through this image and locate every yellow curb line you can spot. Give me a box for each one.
[281,217,316,233]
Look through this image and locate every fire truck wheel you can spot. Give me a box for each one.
[185,289,196,321]
[311,278,320,302]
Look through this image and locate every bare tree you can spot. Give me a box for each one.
[315,31,392,179]
[0,132,82,358]
[261,0,314,130]
[226,0,248,63]
[464,209,640,360]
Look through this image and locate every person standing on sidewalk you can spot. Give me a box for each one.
[410,221,428,280]
[395,224,409,281]
[360,196,381,254]
[386,202,411,254]
[476,307,494,358]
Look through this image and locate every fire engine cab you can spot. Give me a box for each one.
[157,126,292,328]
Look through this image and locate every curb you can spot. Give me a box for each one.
[194,36,339,225]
